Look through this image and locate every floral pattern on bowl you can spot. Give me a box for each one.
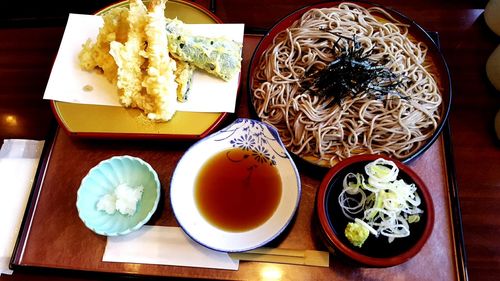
[212,118,289,166]
[170,118,301,252]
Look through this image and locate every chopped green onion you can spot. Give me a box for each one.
[338,158,423,245]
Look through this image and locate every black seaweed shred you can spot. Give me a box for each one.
[302,33,408,105]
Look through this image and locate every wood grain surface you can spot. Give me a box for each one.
[1,0,499,280]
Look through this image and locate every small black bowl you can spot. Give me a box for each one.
[316,154,434,267]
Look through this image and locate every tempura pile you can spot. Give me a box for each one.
[79,0,192,121]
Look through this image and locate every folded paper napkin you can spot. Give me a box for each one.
[103,225,239,270]
[0,139,44,275]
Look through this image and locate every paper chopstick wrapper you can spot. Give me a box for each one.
[102,226,239,270]
[0,140,44,276]
[103,225,330,270]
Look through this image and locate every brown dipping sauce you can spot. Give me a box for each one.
[195,148,282,232]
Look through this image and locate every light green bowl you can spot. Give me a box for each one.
[76,155,161,236]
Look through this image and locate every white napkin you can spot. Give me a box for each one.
[103,225,239,270]
[0,140,44,276]
[43,13,244,113]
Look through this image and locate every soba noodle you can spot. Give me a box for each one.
[252,3,442,167]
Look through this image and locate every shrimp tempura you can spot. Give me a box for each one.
[109,0,148,107]
[79,0,191,122]
[139,0,178,121]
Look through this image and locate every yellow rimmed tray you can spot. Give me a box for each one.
[51,0,234,140]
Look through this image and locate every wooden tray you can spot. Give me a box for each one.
[10,35,467,281]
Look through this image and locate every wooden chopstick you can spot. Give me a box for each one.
[228,247,330,267]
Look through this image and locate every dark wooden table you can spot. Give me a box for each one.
[1,0,499,280]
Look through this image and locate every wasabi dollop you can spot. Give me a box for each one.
[345,219,370,247]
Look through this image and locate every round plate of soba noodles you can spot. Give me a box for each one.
[248,1,451,168]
